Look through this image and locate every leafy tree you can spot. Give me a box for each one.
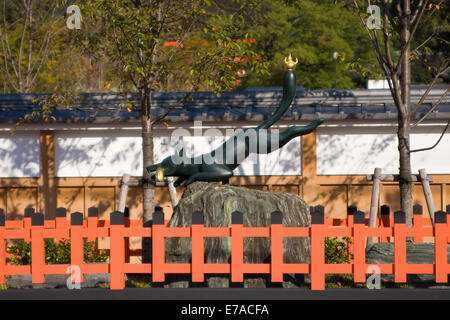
[240,0,381,89]
[0,0,67,93]
[52,0,268,234]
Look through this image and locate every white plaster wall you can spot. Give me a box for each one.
[0,132,40,177]
[56,130,300,177]
[55,131,143,177]
[410,130,450,174]
[317,126,450,175]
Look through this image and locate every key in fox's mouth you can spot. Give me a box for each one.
[154,167,164,182]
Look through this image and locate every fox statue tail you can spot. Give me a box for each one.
[257,69,297,130]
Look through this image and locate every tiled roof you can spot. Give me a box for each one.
[0,87,448,124]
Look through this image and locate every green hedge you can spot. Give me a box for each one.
[6,239,108,265]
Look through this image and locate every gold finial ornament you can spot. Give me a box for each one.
[155,167,165,182]
[284,53,298,71]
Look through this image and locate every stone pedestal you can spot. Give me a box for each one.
[163,182,311,288]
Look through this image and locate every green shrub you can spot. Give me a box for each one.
[325,237,353,264]
[6,239,108,265]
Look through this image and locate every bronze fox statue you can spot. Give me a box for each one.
[147,58,324,187]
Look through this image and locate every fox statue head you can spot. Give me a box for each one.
[147,148,187,179]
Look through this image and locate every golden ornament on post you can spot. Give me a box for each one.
[155,167,165,182]
[284,53,298,71]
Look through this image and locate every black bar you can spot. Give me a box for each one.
[71,212,84,226]
[192,211,204,225]
[380,205,390,215]
[394,211,406,224]
[56,207,67,218]
[271,211,283,225]
[232,211,243,225]
[111,211,125,225]
[354,211,365,224]
[31,213,44,226]
[88,207,98,218]
[311,206,324,225]
[153,210,165,225]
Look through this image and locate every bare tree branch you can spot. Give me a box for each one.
[151,92,192,126]
[411,88,449,128]
[411,60,450,116]
[410,120,450,153]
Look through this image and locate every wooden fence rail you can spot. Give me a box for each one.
[0,204,449,290]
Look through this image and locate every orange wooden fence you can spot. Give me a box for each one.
[0,204,449,290]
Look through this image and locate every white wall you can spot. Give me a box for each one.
[55,128,301,177]
[410,130,450,174]
[0,132,40,177]
[55,131,142,177]
[317,126,450,175]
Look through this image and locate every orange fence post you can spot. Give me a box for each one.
[394,211,407,283]
[191,211,205,283]
[347,206,356,258]
[270,211,283,283]
[110,211,125,289]
[231,211,244,283]
[380,205,390,242]
[124,207,130,263]
[87,207,99,243]
[446,205,450,244]
[24,207,34,242]
[31,213,45,284]
[70,212,84,284]
[310,206,325,290]
[55,207,67,243]
[151,209,165,283]
[353,211,366,283]
[413,205,423,243]
[0,209,5,284]
[434,211,448,283]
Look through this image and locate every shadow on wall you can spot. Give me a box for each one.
[55,132,142,177]
[0,132,40,219]
[0,132,40,177]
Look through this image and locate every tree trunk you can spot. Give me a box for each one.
[398,0,413,227]
[397,114,413,228]
[142,128,155,223]
[141,90,155,263]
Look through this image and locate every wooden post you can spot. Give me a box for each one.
[167,177,179,208]
[191,211,205,283]
[118,174,130,214]
[31,213,45,284]
[419,169,435,227]
[151,210,165,282]
[70,212,84,283]
[231,211,244,283]
[434,211,447,283]
[110,211,125,289]
[310,206,325,290]
[353,211,367,283]
[0,209,5,284]
[367,168,382,247]
[270,211,283,283]
[393,211,407,283]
